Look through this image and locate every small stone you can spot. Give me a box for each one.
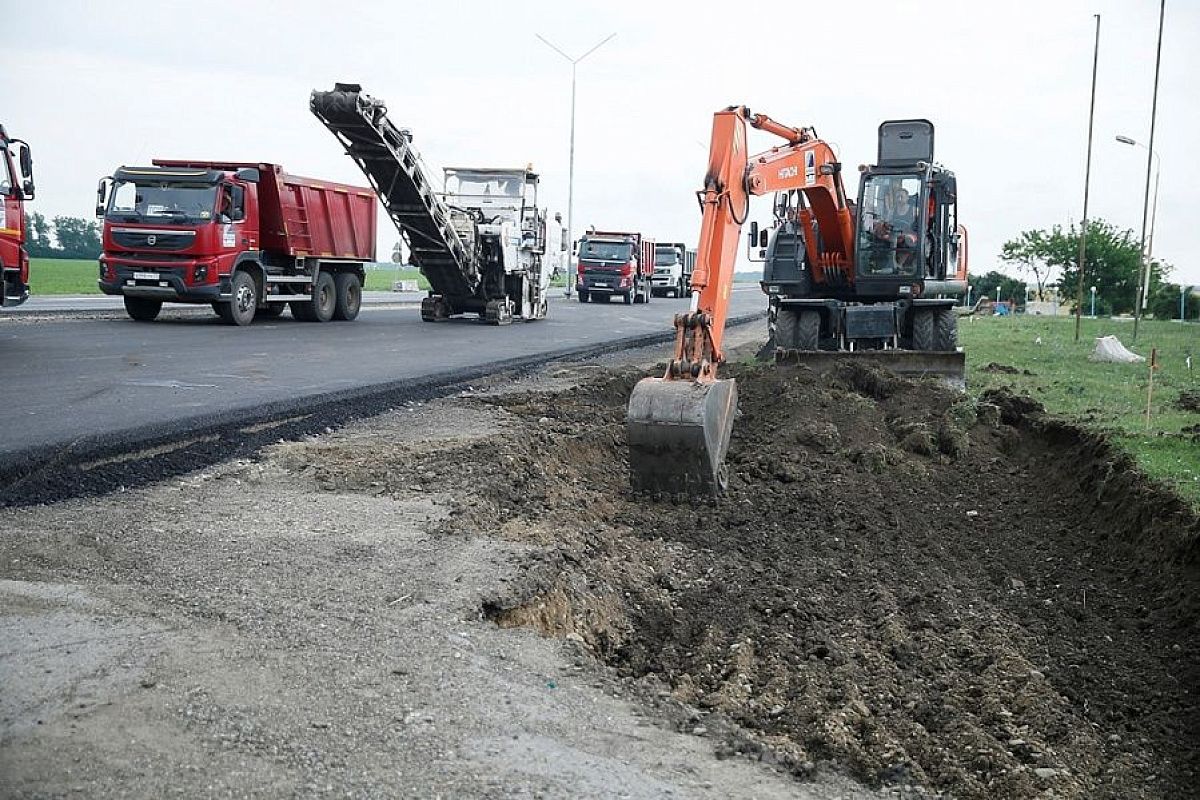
[692,726,708,736]
[769,705,785,717]
[966,510,979,518]
[1108,734,1122,743]
[565,632,585,644]
[1033,768,1059,779]
[1028,670,1045,680]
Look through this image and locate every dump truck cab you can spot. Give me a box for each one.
[97,163,263,306]
[0,124,34,307]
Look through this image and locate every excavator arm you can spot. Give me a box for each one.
[629,105,849,494]
[677,107,851,378]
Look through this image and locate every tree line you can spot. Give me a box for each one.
[989,219,1196,321]
[24,213,102,260]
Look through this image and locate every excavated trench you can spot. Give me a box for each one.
[289,359,1199,799]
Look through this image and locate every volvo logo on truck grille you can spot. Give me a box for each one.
[111,228,195,250]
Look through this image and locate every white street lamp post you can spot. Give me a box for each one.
[1116,135,1161,322]
[1090,285,1097,317]
[537,32,616,298]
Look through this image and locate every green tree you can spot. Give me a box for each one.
[1148,283,1200,321]
[1000,219,1167,315]
[999,229,1054,298]
[23,212,56,257]
[51,216,102,259]
[968,270,1025,306]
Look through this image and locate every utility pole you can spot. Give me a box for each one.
[1074,14,1100,343]
[1134,0,1166,340]
[536,33,616,298]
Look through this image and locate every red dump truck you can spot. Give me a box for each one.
[96,160,376,325]
[575,229,655,304]
[1,124,34,307]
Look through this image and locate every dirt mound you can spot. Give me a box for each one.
[295,362,1200,799]
[1176,390,1200,412]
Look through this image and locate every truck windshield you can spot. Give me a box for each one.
[107,180,218,224]
[857,174,922,276]
[654,250,679,266]
[580,240,632,262]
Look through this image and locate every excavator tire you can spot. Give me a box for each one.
[774,308,798,350]
[797,310,820,351]
[934,308,958,351]
[911,309,935,351]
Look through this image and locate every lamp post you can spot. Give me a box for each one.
[1131,0,1166,340]
[536,32,616,298]
[1182,285,1189,322]
[1116,134,1161,325]
[966,284,973,309]
[1090,285,1097,317]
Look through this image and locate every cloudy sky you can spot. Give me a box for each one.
[10,0,1199,285]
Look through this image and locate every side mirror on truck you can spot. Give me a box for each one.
[95,177,112,218]
[748,221,758,249]
[234,167,260,183]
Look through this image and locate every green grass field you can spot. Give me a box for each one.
[28,258,430,295]
[960,314,1199,508]
[30,258,101,295]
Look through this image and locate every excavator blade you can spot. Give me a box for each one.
[774,349,967,389]
[626,377,738,495]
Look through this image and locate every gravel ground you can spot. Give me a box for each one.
[0,325,881,799]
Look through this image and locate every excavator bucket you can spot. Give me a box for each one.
[626,377,738,495]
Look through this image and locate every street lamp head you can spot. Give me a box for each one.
[1115,135,1138,146]
[1091,285,1096,292]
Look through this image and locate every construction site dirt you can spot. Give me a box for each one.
[2,330,1196,799]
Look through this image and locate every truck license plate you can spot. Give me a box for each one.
[133,272,160,281]
[593,282,608,288]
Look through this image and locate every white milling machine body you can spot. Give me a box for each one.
[442,167,560,322]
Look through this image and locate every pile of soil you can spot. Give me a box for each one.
[1176,390,1200,412]
[301,360,1200,799]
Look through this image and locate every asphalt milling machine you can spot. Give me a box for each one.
[311,84,560,325]
[628,107,968,495]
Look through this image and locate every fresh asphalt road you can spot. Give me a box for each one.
[0,287,765,456]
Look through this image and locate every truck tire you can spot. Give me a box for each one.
[623,289,633,305]
[255,304,285,319]
[294,271,336,323]
[578,290,590,303]
[934,308,958,351]
[123,296,162,322]
[911,308,935,351]
[333,272,362,321]
[216,270,258,326]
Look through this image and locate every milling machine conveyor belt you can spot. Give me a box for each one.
[310,83,478,299]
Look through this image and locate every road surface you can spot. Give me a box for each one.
[0,288,765,459]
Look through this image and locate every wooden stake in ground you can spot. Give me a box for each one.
[1145,347,1158,430]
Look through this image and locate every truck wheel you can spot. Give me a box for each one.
[797,310,820,351]
[217,270,258,326]
[256,304,285,319]
[623,290,633,305]
[578,291,590,303]
[934,308,958,351]
[296,271,336,322]
[333,272,362,321]
[911,309,935,351]
[124,296,162,322]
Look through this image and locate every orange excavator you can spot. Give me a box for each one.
[627,106,967,494]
